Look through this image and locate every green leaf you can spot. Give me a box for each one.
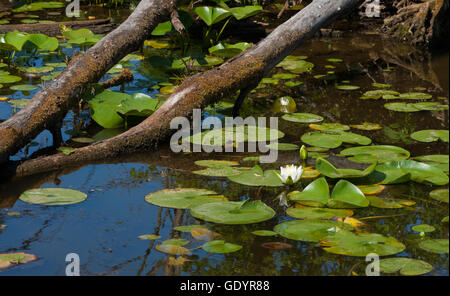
[367,196,415,209]
[227,165,284,187]
[274,219,353,242]
[229,5,262,20]
[173,225,207,232]
[2,30,29,51]
[27,33,59,51]
[321,230,405,257]
[286,206,353,220]
[201,240,242,253]
[194,6,232,26]
[19,188,88,206]
[251,230,278,237]
[411,130,449,143]
[411,224,435,233]
[316,158,377,179]
[418,239,449,254]
[379,258,433,275]
[289,177,330,207]
[429,189,449,203]
[340,145,410,163]
[144,188,226,209]
[282,113,324,123]
[329,180,369,208]
[372,160,448,185]
[138,234,161,240]
[190,200,275,225]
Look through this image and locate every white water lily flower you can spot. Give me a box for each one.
[277,165,303,185]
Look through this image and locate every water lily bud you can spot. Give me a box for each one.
[300,145,308,160]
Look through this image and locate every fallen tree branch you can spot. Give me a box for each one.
[99,69,134,88]
[0,0,179,164]
[0,19,118,36]
[4,0,360,178]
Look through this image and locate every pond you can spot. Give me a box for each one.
[0,1,448,276]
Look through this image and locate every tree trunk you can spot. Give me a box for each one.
[0,19,118,36]
[3,0,360,178]
[0,0,178,164]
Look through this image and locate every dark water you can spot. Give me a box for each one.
[0,5,448,276]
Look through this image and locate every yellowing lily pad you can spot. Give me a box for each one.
[429,189,449,203]
[367,195,415,209]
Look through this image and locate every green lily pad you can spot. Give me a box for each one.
[336,85,360,91]
[284,81,304,87]
[173,225,207,232]
[282,113,324,123]
[10,84,38,91]
[286,206,353,220]
[201,240,242,254]
[429,189,449,203]
[265,143,299,151]
[442,216,449,223]
[272,73,297,80]
[0,30,29,51]
[251,230,278,237]
[274,219,352,242]
[411,130,449,143]
[367,195,415,209]
[361,90,400,99]
[316,157,377,179]
[372,83,391,88]
[418,239,449,254]
[194,6,232,26]
[398,92,432,100]
[13,2,64,13]
[300,132,342,149]
[321,230,406,257]
[8,99,30,109]
[19,188,88,206]
[161,238,190,246]
[195,160,239,167]
[379,258,433,275]
[57,147,75,155]
[23,66,54,73]
[144,188,226,209]
[138,234,161,240]
[0,75,22,84]
[384,102,421,112]
[412,224,435,233]
[208,42,252,58]
[289,177,330,206]
[185,126,284,146]
[340,145,410,163]
[277,60,314,74]
[414,155,449,164]
[190,200,275,225]
[229,5,262,20]
[329,180,369,208]
[193,166,242,177]
[413,102,448,111]
[372,160,448,185]
[228,165,284,187]
[310,123,350,131]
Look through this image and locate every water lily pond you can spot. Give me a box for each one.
[0,2,448,276]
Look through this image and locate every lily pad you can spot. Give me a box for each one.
[320,230,405,257]
[144,188,226,209]
[282,113,323,123]
[361,90,400,99]
[367,195,415,209]
[411,130,449,143]
[329,179,369,208]
[190,200,275,225]
[10,84,38,91]
[274,219,352,242]
[418,239,449,254]
[309,123,350,131]
[155,244,190,256]
[340,145,410,163]
[19,188,87,206]
[193,166,243,177]
[173,225,207,232]
[228,165,284,187]
[384,102,421,112]
[336,85,360,91]
[252,230,278,237]
[357,184,386,195]
[191,228,221,241]
[229,5,262,20]
[286,206,353,220]
[350,122,382,131]
[398,92,432,100]
[24,66,54,73]
[0,253,37,271]
[372,160,448,185]
[265,143,299,151]
[277,60,314,74]
[412,224,435,233]
[138,234,161,240]
[289,177,330,206]
[379,258,433,275]
[201,240,242,254]
[194,6,232,26]
[316,157,377,179]
[429,189,449,203]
